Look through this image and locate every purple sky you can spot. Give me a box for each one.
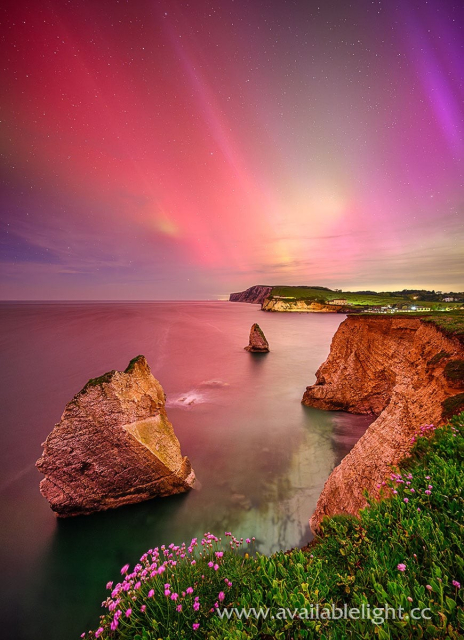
[1,0,463,299]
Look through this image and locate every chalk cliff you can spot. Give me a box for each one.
[37,356,195,517]
[262,299,342,313]
[245,323,270,352]
[303,316,464,533]
[229,285,272,304]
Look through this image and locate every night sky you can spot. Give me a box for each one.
[1,0,463,299]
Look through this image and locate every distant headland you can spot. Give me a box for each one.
[229,285,464,314]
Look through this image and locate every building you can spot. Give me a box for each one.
[443,297,455,302]
[328,299,347,305]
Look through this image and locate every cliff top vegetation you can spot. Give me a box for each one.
[86,413,464,639]
[268,286,463,310]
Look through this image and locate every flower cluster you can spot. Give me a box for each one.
[83,532,255,638]
[410,423,436,445]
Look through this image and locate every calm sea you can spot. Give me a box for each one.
[0,301,372,639]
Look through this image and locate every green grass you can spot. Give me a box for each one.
[86,414,464,639]
[422,314,464,345]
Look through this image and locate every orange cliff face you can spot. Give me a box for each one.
[302,316,464,533]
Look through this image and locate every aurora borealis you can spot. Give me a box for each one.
[1,0,463,299]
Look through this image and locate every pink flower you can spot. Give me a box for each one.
[164,589,171,596]
[171,592,179,601]
[417,508,421,512]
[176,604,182,612]
[120,564,130,574]
[407,597,413,602]
[426,585,432,591]
[397,563,406,572]
[193,623,200,631]
[193,602,200,611]
[393,490,398,494]
[246,538,251,543]
[186,587,194,594]
[208,561,214,568]
[452,580,461,588]
[403,498,409,503]
[191,560,196,565]
[125,608,132,617]
[164,583,170,589]
[215,551,224,558]
[218,591,225,601]
[106,581,113,590]
[214,563,219,571]
[141,605,146,613]
[148,589,154,598]
[95,629,104,638]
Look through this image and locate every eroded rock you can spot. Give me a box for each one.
[303,316,463,533]
[244,323,270,352]
[36,355,195,517]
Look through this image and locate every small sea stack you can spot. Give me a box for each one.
[36,355,195,517]
[245,323,270,352]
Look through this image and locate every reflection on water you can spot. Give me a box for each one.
[0,302,372,639]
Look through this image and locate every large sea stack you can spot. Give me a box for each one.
[36,355,195,517]
[245,323,270,352]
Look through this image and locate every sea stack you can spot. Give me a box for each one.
[245,323,270,352]
[36,355,195,517]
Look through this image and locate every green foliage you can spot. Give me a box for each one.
[427,351,450,367]
[87,415,464,639]
[442,394,464,419]
[124,355,145,373]
[81,370,116,393]
[444,361,464,383]
[421,314,464,345]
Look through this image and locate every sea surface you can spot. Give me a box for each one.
[0,301,372,640]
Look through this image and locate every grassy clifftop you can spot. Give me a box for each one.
[86,414,464,639]
[269,286,463,310]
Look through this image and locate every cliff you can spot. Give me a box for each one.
[229,285,272,304]
[262,299,342,313]
[303,316,464,533]
[36,356,195,517]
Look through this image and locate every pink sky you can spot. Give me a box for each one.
[1,0,463,299]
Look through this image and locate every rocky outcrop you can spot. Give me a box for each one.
[303,316,464,533]
[36,356,195,517]
[245,323,270,352]
[262,299,342,313]
[229,285,272,304]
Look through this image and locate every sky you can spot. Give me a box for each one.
[0,0,463,300]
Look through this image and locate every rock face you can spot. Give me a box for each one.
[303,316,464,533]
[245,323,270,352]
[262,299,342,313]
[229,285,272,304]
[36,356,195,517]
